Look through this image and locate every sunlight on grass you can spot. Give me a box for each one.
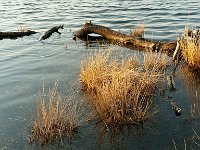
[180,27,200,69]
[30,83,84,145]
[144,51,169,72]
[130,23,145,38]
[80,50,168,127]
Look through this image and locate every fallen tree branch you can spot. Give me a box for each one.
[39,24,64,41]
[0,30,37,40]
[74,21,177,55]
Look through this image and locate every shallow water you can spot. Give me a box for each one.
[0,0,200,149]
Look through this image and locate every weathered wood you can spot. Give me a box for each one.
[39,24,64,41]
[173,41,180,62]
[0,30,37,40]
[74,21,177,55]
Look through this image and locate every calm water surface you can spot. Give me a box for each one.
[0,0,200,149]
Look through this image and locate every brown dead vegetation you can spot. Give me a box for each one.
[30,84,84,145]
[180,27,200,69]
[80,50,168,127]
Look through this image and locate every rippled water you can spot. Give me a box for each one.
[0,0,200,149]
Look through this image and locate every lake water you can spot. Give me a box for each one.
[0,0,200,149]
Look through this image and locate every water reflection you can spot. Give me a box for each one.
[1,0,200,149]
[180,65,200,118]
[95,122,146,150]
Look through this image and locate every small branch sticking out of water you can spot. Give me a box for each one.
[167,75,176,91]
[39,24,64,41]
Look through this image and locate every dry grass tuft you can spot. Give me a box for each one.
[143,51,169,72]
[130,24,145,38]
[30,84,83,145]
[180,27,200,69]
[18,25,28,32]
[80,50,167,127]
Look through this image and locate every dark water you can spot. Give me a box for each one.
[0,0,200,149]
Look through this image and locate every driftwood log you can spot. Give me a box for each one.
[0,30,37,40]
[74,21,177,55]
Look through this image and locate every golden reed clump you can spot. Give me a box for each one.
[130,24,145,38]
[80,50,168,127]
[30,84,83,145]
[180,27,200,69]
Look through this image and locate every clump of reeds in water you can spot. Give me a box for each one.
[30,84,83,145]
[180,27,200,69]
[80,50,168,127]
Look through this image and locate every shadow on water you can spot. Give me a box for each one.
[31,122,151,150]
[94,121,160,150]
[179,65,200,119]
[177,64,200,149]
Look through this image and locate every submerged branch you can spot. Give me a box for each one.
[39,24,64,41]
[0,30,37,40]
[0,24,64,40]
